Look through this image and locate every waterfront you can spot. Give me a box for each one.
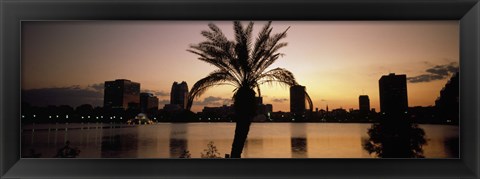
[21,122,459,158]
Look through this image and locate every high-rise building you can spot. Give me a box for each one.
[379,73,408,116]
[255,96,273,117]
[170,81,189,109]
[104,79,141,109]
[265,104,273,114]
[290,85,306,120]
[140,93,159,113]
[359,95,370,113]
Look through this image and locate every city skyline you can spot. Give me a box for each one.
[21,21,459,112]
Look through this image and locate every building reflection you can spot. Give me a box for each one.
[290,123,307,158]
[101,126,138,158]
[363,118,427,158]
[169,124,188,158]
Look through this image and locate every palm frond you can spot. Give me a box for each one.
[252,29,289,75]
[188,23,248,82]
[188,41,243,83]
[188,21,298,111]
[233,21,253,83]
[257,68,298,87]
[186,70,240,110]
[255,82,262,97]
[251,21,273,64]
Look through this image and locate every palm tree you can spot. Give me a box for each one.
[187,21,306,158]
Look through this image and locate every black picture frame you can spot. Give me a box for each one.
[1,0,479,178]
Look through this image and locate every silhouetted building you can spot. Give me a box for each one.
[254,96,266,113]
[379,73,408,117]
[359,95,370,114]
[163,104,182,112]
[104,79,140,109]
[140,93,159,113]
[170,81,189,109]
[253,96,274,121]
[331,108,348,121]
[435,72,459,124]
[271,111,292,122]
[290,85,306,120]
[408,106,436,123]
[201,105,234,121]
[265,104,273,114]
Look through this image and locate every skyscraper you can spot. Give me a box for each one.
[170,81,189,109]
[359,95,370,113]
[104,79,140,109]
[379,73,408,116]
[140,92,159,113]
[290,85,306,120]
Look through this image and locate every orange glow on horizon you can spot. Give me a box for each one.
[22,21,459,112]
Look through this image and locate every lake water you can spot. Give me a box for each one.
[21,123,459,158]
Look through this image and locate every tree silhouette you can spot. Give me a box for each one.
[201,141,221,158]
[363,118,427,158]
[187,21,304,158]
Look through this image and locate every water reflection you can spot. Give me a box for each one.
[244,138,263,158]
[169,124,188,158]
[444,137,459,158]
[101,127,138,158]
[290,123,307,158]
[21,123,457,158]
[363,118,427,158]
[55,141,81,158]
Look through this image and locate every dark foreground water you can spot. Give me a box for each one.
[21,123,459,158]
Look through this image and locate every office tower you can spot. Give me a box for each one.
[104,79,140,109]
[359,95,370,113]
[265,104,273,114]
[140,93,159,113]
[170,81,189,109]
[290,85,306,119]
[255,96,266,115]
[379,73,408,116]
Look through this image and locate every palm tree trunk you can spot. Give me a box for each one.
[230,119,252,158]
[230,87,257,158]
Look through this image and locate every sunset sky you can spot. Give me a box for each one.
[21,21,459,112]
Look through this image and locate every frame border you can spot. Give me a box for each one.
[1,0,479,178]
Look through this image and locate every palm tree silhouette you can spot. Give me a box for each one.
[187,21,307,158]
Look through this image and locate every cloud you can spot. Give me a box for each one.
[22,86,103,107]
[407,62,459,83]
[22,85,172,108]
[272,98,288,103]
[87,83,104,91]
[407,74,445,83]
[142,89,170,97]
[194,96,231,106]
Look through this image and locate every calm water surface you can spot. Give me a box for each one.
[21,123,459,158]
